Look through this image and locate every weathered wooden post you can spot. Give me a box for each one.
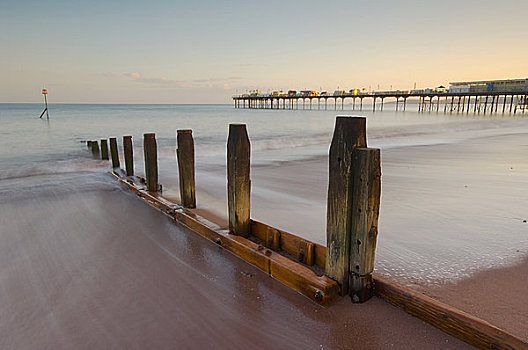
[349,148,381,303]
[177,130,196,208]
[91,140,100,158]
[143,133,158,192]
[123,135,134,176]
[227,124,251,237]
[109,137,120,169]
[100,139,109,160]
[325,116,366,295]
[87,140,92,149]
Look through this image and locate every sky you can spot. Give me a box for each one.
[1,0,527,103]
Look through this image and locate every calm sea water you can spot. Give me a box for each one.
[2,103,526,177]
[2,103,527,285]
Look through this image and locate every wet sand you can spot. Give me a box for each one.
[0,181,470,349]
[423,257,528,342]
[160,131,528,341]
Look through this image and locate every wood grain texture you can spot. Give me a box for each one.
[374,275,527,350]
[109,137,120,169]
[227,124,251,237]
[143,133,158,192]
[250,220,326,269]
[326,116,366,295]
[176,130,196,208]
[299,240,315,266]
[349,148,381,303]
[123,135,134,176]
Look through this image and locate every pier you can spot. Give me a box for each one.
[233,78,528,114]
[234,91,528,114]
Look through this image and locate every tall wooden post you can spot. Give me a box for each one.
[109,137,120,169]
[227,124,251,237]
[349,148,381,303]
[100,139,109,160]
[123,135,134,176]
[143,133,158,192]
[177,130,196,208]
[325,116,367,295]
[91,140,100,158]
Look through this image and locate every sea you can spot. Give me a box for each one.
[1,102,527,286]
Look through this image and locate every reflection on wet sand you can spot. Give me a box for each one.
[0,180,470,349]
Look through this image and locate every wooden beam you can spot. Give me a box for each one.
[109,173,528,349]
[227,124,251,237]
[143,133,158,192]
[250,220,326,269]
[349,148,381,303]
[326,116,367,295]
[111,172,339,306]
[109,137,120,169]
[177,129,196,208]
[123,135,134,176]
[374,275,527,350]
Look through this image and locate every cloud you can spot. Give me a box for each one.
[118,72,243,89]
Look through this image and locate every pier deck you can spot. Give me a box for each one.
[233,92,528,114]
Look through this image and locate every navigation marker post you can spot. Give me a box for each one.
[39,88,49,119]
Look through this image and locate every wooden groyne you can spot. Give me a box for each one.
[86,118,527,350]
[233,92,528,114]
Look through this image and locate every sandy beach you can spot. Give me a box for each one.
[1,103,527,348]
[158,129,528,341]
[0,180,471,349]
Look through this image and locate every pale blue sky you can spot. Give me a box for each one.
[2,0,527,103]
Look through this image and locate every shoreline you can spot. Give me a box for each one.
[0,184,471,349]
[157,130,528,340]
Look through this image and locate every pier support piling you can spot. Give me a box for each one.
[227,124,251,237]
[143,133,158,192]
[177,130,196,208]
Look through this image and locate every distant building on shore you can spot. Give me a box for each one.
[449,78,528,93]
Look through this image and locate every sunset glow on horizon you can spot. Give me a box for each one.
[2,0,527,103]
